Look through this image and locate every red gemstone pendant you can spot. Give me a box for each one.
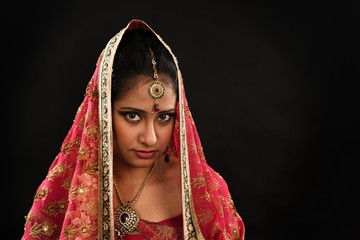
[114,203,139,239]
[120,212,129,224]
[154,104,160,112]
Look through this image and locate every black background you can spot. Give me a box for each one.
[5,0,359,239]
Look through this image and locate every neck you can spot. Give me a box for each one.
[113,158,156,188]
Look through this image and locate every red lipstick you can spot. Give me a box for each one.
[133,150,157,159]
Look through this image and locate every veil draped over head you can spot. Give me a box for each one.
[23,20,244,240]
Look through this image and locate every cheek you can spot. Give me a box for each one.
[113,117,135,145]
[158,121,175,145]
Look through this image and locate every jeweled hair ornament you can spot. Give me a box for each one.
[148,47,165,112]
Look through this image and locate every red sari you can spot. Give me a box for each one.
[22,20,244,240]
[123,214,183,240]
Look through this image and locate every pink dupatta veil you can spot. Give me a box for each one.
[23,20,244,240]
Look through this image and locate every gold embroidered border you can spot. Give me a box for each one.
[98,29,125,240]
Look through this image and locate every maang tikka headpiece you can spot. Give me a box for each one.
[148,47,165,112]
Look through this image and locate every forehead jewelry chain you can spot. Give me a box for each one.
[148,47,165,112]
[113,160,157,239]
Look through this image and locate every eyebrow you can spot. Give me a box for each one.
[119,107,176,114]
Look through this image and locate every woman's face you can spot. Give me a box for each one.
[112,74,177,169]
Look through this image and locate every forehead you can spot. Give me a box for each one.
[113,75,177,109]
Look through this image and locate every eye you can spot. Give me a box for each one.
[125,112,141,122]
[157,114,171,122]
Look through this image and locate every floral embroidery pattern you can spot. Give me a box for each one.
[62,212,96,239]
[43,198,68,217]
[60,137,81,156]
[63,173,98,239]
[191,173,206,189]
[197,208,214,226]
[77,142,97,161]
[29,220,57,239]
[34,186,52,203]
[46,161,72,182]
[23,64,100,239]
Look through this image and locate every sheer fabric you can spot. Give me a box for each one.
[123,215,183,240]
[22,20,244,240]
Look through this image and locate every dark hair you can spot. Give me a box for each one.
[111,30,178,101]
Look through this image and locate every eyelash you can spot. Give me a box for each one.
[118,112,174,123]
[158,113,175,122]
[125,112,141,121]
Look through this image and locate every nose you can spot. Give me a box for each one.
[138,122,157,146]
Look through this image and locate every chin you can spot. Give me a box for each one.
[128,158,157,168]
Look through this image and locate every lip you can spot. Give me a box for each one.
[133,150,157,159]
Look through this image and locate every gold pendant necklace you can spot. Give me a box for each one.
[113,161,157,239]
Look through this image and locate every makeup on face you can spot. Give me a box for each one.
[133,150,157,159]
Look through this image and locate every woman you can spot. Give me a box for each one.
[22,20,245,240]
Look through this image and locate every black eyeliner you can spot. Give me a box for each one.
[117,111,142,122]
